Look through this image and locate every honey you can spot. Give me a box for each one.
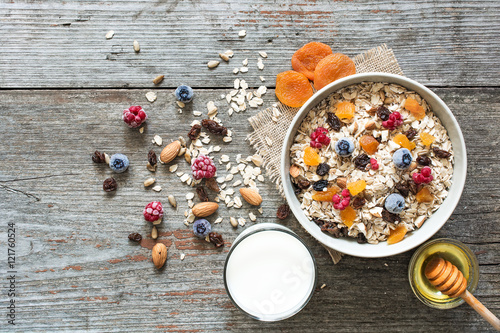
[408,238,479,309]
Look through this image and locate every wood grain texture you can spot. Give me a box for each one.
[0,88,498,332]
[1,0,500,88]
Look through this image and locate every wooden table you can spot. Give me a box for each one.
[1,1,499,332]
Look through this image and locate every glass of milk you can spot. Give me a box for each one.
[224,223,317,321]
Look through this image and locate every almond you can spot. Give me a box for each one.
[152,243,167,269]
[289,164,300,178]
[336,177,347,189]
[239,188,262,206]
[365,120,377,130]
[192,202,219,217]
[160,140,181,163]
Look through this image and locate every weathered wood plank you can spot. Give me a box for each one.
[0,88,498,332]
[1,0,499,88]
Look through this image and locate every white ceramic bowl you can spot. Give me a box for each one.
[281,73,466,258]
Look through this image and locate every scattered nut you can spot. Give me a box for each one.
[168,195,177,208]
[133,40,140,52]
[151,226,158,240]
[219,53,229,62]
[152,185,162,192]
[152,243,167,269]
[144,178,156,187]
[289,164,300,178]
[337,177,347,189]
[152,75,164,85]
[365,120,377,130]
[230,217,238,228]
[207,60,220,69]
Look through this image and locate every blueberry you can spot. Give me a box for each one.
[109,153,129,173]
[175,85,194,103]
[312,180,329,191]
[335,137,354,156]
[393,148,413,169]
[193,219,211,238]
[384,193,406,214]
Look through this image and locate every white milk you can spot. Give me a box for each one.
[225,227,316,321]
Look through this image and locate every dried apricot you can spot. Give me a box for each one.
[420,132,436,146]
[313,53,356,90]
[340,206,356,227]
[335,101,355,120]
[291,42,333,81]
[347,180,366,196]
[387,225,407,245]
[359,135,380,155]
[405,98,425,120]
[275,71,314,108]
[416,187,434,203]
[312,186,340,201]
[393,133,416,150]
[303,147,321,166]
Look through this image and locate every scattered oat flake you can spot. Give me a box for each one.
[133,40,140,53]
[152,185,162,192]
[180,174,190,183]
[223,136,232,143]
[193,111,202,117]
[146,91,157,102]
[259,76,265,82]
[240,67,248,73]
[214,146,221,152]
[238,30,246,37]
[258,207,263,214]
[234,79,240,89]
[233,68,239,74]
[169,164,178,172]
[242,58,248,66]
[249,212,256,221]
[105,30,114,39]
[180,253,185,261]
[139,127,144,134]
[320,284,327,289]
[214,217,223,224]
[153,135,163,146]
[238,217,246,226]
[258,51,268,58]
[176,101,185,108]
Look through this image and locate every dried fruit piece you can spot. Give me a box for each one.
[310,127,331,148]
[351,197,366,209]
[340,206,356,228]
[92,150,106,163]
[382,209,401,223]
[303,147,321,166]
[144,201,164,222]
[148,150,157,167]
[275,71,314,107]
[209,232,224,248]
[196,186,209,202]
[359,135,380,155]
[291,42,333,81]
[103,177,117,192]
[296,177,311,189]
[188,124,202,140]
[335,101,355,120]
[277,204,291,220]
[420,132,436,146]
[417,155,432,166]
[205,177,220,192]
[404,127,418,140]
[312,179,329,191]
[353,154,371,170]
[393,134,416,150]
[387,225,407,245]
[316,163,331,176]
[405,98,425,120]
[395,182,410,197]
[332,189,351,210]
[382,111,403,130]
[433,147,452,159]
[128,232,142,242]
[375,106,391,121]
[312,186,340,202]
[327,113,342,131]
[313,53,356,90]
[416,187,434,203]
[202,119,228,136]
[347,180,366,196]
[123,106,147,128]
[191,155,216,180]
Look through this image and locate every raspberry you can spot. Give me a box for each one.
[333,189,351,210]
[310,127,330,148]
[412,167,433,184]
[123,106,147,128]
[341,189,350,197]
[143,201,163,222]
[332,194,341,204]
[191,155,217,180]
[421,166,432,177]
[370,158,379,170]
[382,111,403,130]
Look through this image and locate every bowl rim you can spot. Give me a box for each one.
[280,72,467,258]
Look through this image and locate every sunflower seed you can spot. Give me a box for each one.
[207,60,220,69]
[133,40,140,52]
[151,226,158,239]
[219,53,230,62]
[258,51,268,58]
[168,195,177,208]
[152,185,162,192]
[153,75,164,85]
[144,178,156,187]
[105,30,114,39]
[230,217,238,228]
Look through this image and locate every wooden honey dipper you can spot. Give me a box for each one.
[425,257,500,331]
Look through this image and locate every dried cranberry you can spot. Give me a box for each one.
[188,124,202,140]
[277,204,290,220]
[351,197,366,209]
[353,154,371,170]
[376,106,391,121]
[382,209,401,223]
[327,113,342,131]
[433,147,452,159]
[296,178,311,190]
[312,180,329,191]
[416,155,432,166]
[404,127,418,141]
[202,119,228,136]
[316,163,331,176]
[208,232,224,248]
[196,186,209,202]
[128,233,142,242]
[395,182,410,197]
[148,150,157,167]
[92,150,106,163]
[103,177,117,192]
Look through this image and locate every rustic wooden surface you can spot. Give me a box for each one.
[0,0,499,332]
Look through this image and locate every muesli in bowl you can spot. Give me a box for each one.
[289,81,454,245]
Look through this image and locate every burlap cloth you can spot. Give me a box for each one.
[247,44,404,263]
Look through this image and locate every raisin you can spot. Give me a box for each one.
[205,177,220,192]
[395,182,410,197]
[316,163,331,176]
[433,147,452,159]
[404,127,418,141]
[408,181,422,195]
[188,124,202,140]
[148,150,157,167]
[103,177,117,192]
[202,119,228,136]
[353,154,371,170]
[276,204,291,220]
[375,136,382,143]
[351,197,366,209]
[376,106,391,121]
[196,186,209,202]
[356,233,368,244]
[208,232,224,248]
[92,150,106,163]
[296,177,311,190]
[416,155,432,166]
[382,209,401,223]
[327,113,342,131]
[313,217,326,227]
[128,233,142,242]
[312,180,329,191]
[321,222,344,238]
